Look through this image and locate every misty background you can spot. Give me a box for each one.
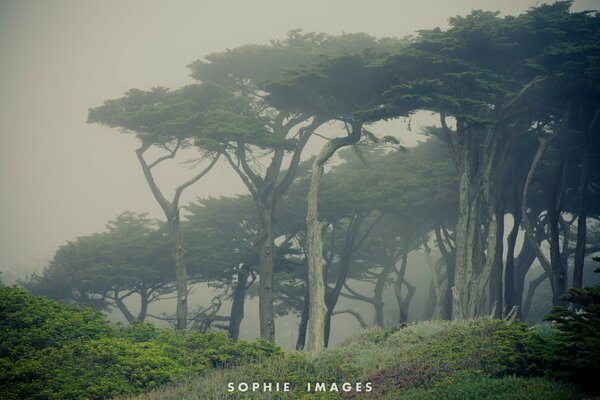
[1,0,598,346]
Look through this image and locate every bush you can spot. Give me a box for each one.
[542,284,600,386]
[0,286,281,399]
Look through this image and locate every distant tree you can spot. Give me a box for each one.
[25,212,173,323]
[88,83,227,330]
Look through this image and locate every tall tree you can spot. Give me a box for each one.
[188,31,404,341]
[88,83,228,330]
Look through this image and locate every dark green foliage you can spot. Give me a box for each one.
[542,284,600,385]
[0,287,281,399]
[0,286,113,360]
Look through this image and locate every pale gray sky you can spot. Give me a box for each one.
[1,0,598,282]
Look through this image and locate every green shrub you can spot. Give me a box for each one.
[0,286,113,360]
[0,286,281,399]
[542,284,600,386]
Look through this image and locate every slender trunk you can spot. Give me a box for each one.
[137,289,149,322]
[547,143,567,306]
[229,269,249,339]
[114,290,136,324]
[574,109,600,287]
[305,121,362,353]
[522,273,548,321]
[573,139,590,288]
[489,206,505,317]
[423,278,437,320]
[324,214,364,347]
[373,267,388,327]
[169,219,188,331]
[522,139,553,281]
[306,160,327,353]
[504,209,520,312]
[514,229,539,316]
[258,203,276,342]
[423,243,445,320]
[435,224,454,320]
[394,251,409,323]
[296,282,310,350]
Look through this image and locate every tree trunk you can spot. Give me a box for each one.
[324,213,364,347]
[137,290,149,322]
[434,224,454,320]
[547,141,568,306]
[114,290,136,324]
[257,203,276,342]
[394,251,411,323]
[296,282,310,350]
[489,206,505,317]
[306,159,327,352]
[169,219,188,331]
[573,136,591,288]
[229,269,249,339]
[504,208,520,312]
[514,227,539,317]
[521,273,547,320]
[305,121,362,353]
[372,267,388,327]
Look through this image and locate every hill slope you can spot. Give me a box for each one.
[134,320,584,399]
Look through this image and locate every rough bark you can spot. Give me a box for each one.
[305,121,362,353]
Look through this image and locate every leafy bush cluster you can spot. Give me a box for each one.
[540,284,600,385]
[0,286,280,399]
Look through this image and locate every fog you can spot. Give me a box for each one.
[1,0,598,346]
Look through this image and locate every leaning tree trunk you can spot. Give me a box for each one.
[305,121,362,353]
[324,213,365,347]
[372,266,390,327]
[229,268,250,339]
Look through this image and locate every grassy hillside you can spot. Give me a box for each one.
[133,320,585,399]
